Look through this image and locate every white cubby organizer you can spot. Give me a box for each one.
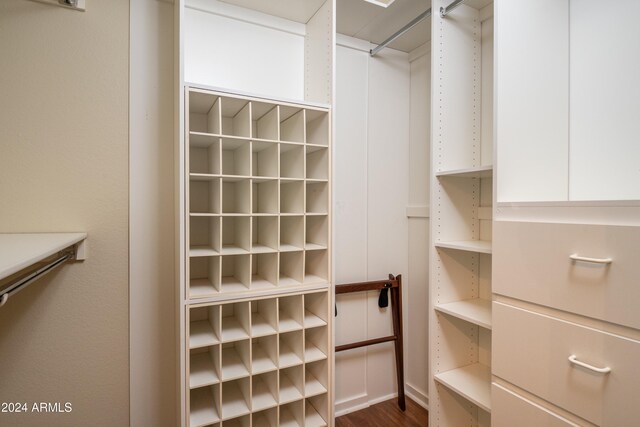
[187,291,331,427]
[429,1,494,427]
[183,87,331,427]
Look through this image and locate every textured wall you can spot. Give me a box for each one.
[0,1,130,426]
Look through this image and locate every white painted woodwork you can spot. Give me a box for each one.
[493,302,640,426]
[494,221,640,330]
[495,0,569,202]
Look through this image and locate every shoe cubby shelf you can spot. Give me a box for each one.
[187,291,330,427]
[186,88,331,300]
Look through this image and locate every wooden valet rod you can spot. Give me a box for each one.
[335,274,405,411]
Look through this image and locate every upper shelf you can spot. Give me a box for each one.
[436,165,493,179]
[0,233,87,281]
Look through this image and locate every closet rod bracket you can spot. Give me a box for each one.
[440,0,466,18]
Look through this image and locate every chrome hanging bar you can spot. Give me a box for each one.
[370,8,432,57]
[440,0,466,17]
[28,0,86,12]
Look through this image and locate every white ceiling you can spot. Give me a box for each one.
[218,0,327,24]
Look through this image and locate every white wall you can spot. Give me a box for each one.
[334,35,425,414]
[0,1,130,425]
[130,0,177,425]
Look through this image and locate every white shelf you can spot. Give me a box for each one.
[279,407,303,427]
[190,320,219,349]
[304,310,327,329]
[435,240,492,254]
[190,246,220,257]
[279,313,303,333]
[251,313,277,337]
[303,274,327,285]
[220,277,250,293]
[279,374,303,404]
[304,372,327,397]
[252,342,277,374]
[279,343,303,368]
[190,387,220,427]
[305,403,327,427]
[251,244,277,254]
[436,165,493,179]
[221,318,249,342]
[435,299,492,330]
[0,233,87,282]
[189,131,219,148]
[252,376,277,411]
[190,352,219,389]
[221,346,250,381]
[304,342,327,363]
[220,245,249,255]
[221,381,250,420]
[250,275,277,291]
[189,279,217,299]
[434,363,492,413]
[304,243,327,251]
[280,244,303,252]
[190,173,220,181]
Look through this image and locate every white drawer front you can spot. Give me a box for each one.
[492,383,583,427]
[493,302,640,426]
[494,221,640,329]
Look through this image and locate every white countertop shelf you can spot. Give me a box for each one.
[435,299,492,330]
[435,240,492,254]
[0,232,87,281]
[436,165,493,179]
[434,363,491,413]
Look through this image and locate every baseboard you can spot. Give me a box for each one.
[405,383,429,410]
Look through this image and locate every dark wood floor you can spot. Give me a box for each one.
[335,398,428,427]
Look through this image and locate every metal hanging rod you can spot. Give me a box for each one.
[370,8,432,57]
[0,249,76,308]
[28,0,86,12]
[440,0,466,18]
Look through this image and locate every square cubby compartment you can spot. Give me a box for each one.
[305,109,329,146]
[222,178,251,214]
[304,292,328,329]
[219,97,251,138]
[190,178,221,214]
[252,179,278,214]
[190,216,220,257]
[305,327,328,363]
[221,139,251,176]
[220,301,250,343]
[221,340,250,381]
[221,255,250,293]
[221,216,250,255]
[252,407,277,427]
[280,181,304,214]
[221,377,251,420]
[189,384,221,427]
[188,90,220,134]
[279,365,304,404]
[280,216,304,252]
[279,251,303,287]
[251,253,278,290]
[189,305,220,350]
[189,138,220,175]
[304,250,328,285]
[223,415,250,427]
[279,330,304,369]
[252,335,277,374]
[305,215,327,250]
[305,146,328,180]
[190,345,220,390]
[280,107,304,143]
[305,394,329,427]
[279,399,304,427]
[252,102,279,141]
[251,299,277,337]
[279,295,303,333]
[189,256,220,298]
[252,371,278,412]
[252,216,278,253]
[305,359,328,398]
[252,142,278,177]
[280,144,304,179]
[306,182,328,214]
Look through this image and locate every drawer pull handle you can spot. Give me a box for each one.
[568,355,611,374]
[569,254,612,265]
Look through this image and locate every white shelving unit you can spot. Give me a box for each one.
[187,291,331,427]
[429,1,494,426]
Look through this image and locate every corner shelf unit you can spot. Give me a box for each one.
[182,87,332,427]
[429,2,494,426]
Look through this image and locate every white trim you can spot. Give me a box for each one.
[408,42,431,62]
[497,199,640,208]
[406,205,430,218]
[406,383,429,410]
[186,0,306,37]
[335,392,400,417]
[336,33,373,53]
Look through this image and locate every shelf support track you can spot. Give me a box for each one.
[440,0,466,18]
[0,247,78,308]
[335,274,406,411]
[370,9,431,57]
